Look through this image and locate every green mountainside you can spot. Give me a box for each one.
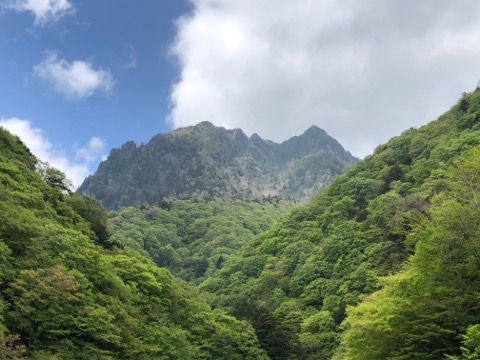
[107,197,296,284]
[193,89,480,358]
[0,128,267,359]
[77,122,357,209]
[99,88,480,359]
[4,87,480,359]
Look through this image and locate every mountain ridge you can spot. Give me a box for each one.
[77,122,357,209]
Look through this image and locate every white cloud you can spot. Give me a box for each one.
[34,51,114,99]
[169,0,480,158]
[0,117,105,188]
[5,0,75,25]
[75,136,106,163]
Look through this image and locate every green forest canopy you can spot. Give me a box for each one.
[0,128,267,359]
[107,197,296,284]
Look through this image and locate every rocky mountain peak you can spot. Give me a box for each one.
[77,123,358,209]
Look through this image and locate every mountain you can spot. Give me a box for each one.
[197,88,480,358]
[0,128,267,358]
[77,122,357,209]
[4,86,480,359]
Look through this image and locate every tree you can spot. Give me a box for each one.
[447,324,480,360]
[65,195,118,249]
[36,162,73,193]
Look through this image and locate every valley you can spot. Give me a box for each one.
[1,88,480,358]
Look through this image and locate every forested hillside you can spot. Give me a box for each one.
[195,88,480,359]
[108,197,296,284]
[4,87,480,359]
[77,122,357,209]
[0,128,267,359]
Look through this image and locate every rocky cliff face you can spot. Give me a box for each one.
[77,122,357,209]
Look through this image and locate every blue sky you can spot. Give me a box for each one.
[0,0,190,185]
[1,1,480,187]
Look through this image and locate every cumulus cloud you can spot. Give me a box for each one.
[5,0,75,25]
[34,51,114,99]
[0,117,106,188]
[169,0,480,157]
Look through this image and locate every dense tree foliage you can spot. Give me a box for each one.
[0,128,267,359]
[196,88,480,358]
[108,197,296,283]
[340,147,480,359]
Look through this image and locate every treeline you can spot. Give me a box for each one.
[0,128,267,359]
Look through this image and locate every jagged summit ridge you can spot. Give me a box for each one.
[77,122,358,209]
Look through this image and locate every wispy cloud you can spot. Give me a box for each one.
[34,51,114,99]
[5,0,75,25]
[123,43,137,70]
[0,117,106,188]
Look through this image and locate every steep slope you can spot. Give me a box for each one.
[199,88,480,358]
[77,122,357,209]
[0,128,267,359]
[340,147,480,359]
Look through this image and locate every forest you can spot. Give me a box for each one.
[0,129,268,359]
[107,197,296,284]
[1,87,480,359]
